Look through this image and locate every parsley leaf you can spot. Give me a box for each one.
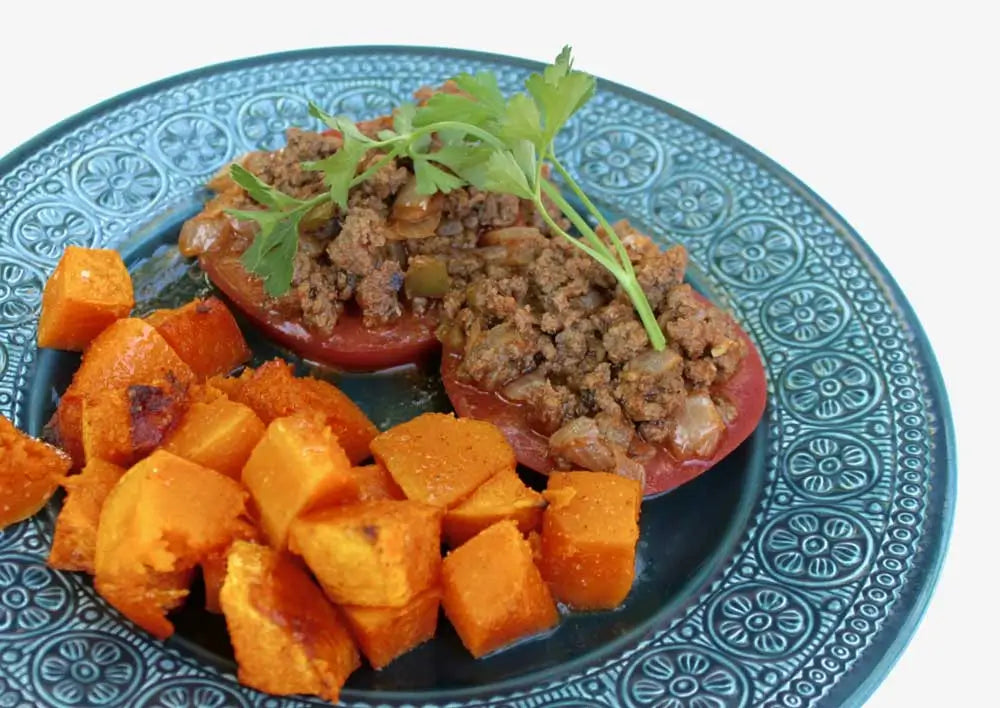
[413,158,466,195]
[526,46,596,146]
[501,93,544,150]
[413,93,497,131]
[308,102,372,144]
[229,207,307,296]
[302,133,369,208]
[453,72,506,116]
[230,164,304,211]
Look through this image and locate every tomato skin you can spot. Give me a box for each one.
[199,252,440,371]
[440,295,768,497]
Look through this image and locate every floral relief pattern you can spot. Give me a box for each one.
[13,203,98,261]
[762,283,849,346]
[135,680,251,708]
[779,352,883,423]
[155,114,231,173]
[784,432,880,500]
[72,148,164,214]
[759,510,873,587]
[0,259,44,328]
[34,632,142,706]
[327,86,399,120]
[0,556,73,637]
[708,584,815,658]
[651,174,730,233]
[238,94,311,150]
[620,647,749,708]
[710,218,803,287]
[578,127,663,193]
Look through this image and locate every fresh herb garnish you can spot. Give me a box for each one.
[226,47,667,349]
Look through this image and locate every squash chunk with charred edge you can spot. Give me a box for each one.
[220,541,360,701]
[444,467,545,547]
[146,297,250,380]
[37,246,134,351]
[341,585,440,669]
[371,413,516,508]
[540,471,641,610]
[51,318,196,467]
[164,397,265,479]
[441,520,558,658]
[48,459,125,572]
[212,360,377,464]
[289,500,442,607]
[242,416,358,550]
[350,463,405,502]
[94,450,251,639]
[0,415,72,530]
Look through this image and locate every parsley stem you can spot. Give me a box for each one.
[533,195,621,275]
[538,179,611,257]
[350,148,402,188]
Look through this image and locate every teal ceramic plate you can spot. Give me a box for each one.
[0,47,954,707]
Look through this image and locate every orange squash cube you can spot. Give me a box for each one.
[201,549,228,614]
[220,541,360,701]
[214,360,377,464]
[146,297,250,380]
[289,500,442,607]
[371,413,515,508]
[443,468,545,547]
[441,520,558,658]
[37,246,134,351]
[51,318,196,467]
[350,463,405,502]
[48,458,126,572]
[539,471,642,610]
[341,586,440,669]
[242,416,358,550]
[94,450,251,638]
[163,397,265,479]
[0,414,72,529]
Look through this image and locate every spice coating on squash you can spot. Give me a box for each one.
[163,396,265,479]
[48,459,125,573]
[220,541,360,701]
[540,471,641,610]
[443,467,545,547]
[37,246,134,351]
[0,414,72,530]
[146,297,251,380]
[289,500,442,608]
[213,360,377,464]
[94,450,252,639]
[441,520,558,658]
[341,585,440,669]
[350,463,406,502]
[371,412,516,508]
[241,415,358,550]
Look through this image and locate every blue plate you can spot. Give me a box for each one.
[0,47,954,708]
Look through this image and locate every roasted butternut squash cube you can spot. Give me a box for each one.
[540,471,642,610]
[341,585,440,670]
[220,541,360,701]
[441,520,558,658]
[214,360,377,464]
[146,297,250,380]
[51,318,196,467]
[163,397,265,479]
[371,413,515,508]
[350,463,405,502]
[242,416,358,550]
[48,459,125,572]
[0,414,72,529]
[94,450,251,638]
[201,549,228,614]
[289,500,442,607]
[37,246,134,351]
[444,468,545,547]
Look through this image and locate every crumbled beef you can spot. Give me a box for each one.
[356,262,404,327]
[458,320,539,391]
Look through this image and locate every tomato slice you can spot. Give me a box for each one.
[440,294,767,497]
[199,252,440,371]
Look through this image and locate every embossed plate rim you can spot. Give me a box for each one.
[0,45,956,708]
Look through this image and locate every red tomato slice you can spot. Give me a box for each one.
[199,252,440,371]
[440,294,767,497]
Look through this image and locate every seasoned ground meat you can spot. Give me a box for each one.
[194,117,749,477]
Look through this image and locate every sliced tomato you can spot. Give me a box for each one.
[440,294,767,497]
[199,252,440,371]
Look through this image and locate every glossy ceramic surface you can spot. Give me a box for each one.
[0,47,954,707]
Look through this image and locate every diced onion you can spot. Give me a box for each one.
[668,392,725,459]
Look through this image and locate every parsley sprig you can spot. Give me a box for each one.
[226,47,667,350]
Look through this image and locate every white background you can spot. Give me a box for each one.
[0,2,993,705]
